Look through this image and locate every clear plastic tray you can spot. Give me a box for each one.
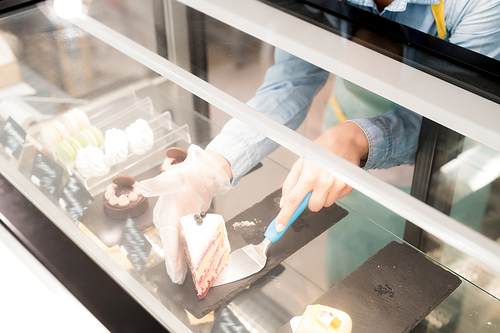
[29,96,191,195]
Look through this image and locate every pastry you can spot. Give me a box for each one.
[55,136,83,164]
[75,145,109,178]
[61,108,90,135]
[125,118,154,155]
[103,128,129,166]
[40,120,71,153]
[181,213,230,299]
[296,305,352,333]
[103,175,148,219]
[160,147,187,172]
[77,125,104,148]
[39,109,93,155]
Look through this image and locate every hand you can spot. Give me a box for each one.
[275,122,369,232]
[139,145,231,284]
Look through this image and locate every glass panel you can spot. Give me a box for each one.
[418,131,500,304]
[83,0,157,53]
[0,2,498,333]
[261,0,500,104]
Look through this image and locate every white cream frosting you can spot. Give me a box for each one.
[103,128,129,166]
[75,146,109,178]
[125,119,154,155]
[104,182,141,206]
[181,213,230,266]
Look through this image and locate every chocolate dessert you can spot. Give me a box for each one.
[103,175,148,219]
[159,147,188,172]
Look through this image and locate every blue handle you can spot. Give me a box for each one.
[265,192,311,243]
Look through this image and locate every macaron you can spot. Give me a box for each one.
[61,111,80,135]
[56,137,83,163]
[77,126,103,148]
[89,125,104,146]
[52,120,71,139]
[62,108,91,135]
[67,136,84,152]
[40,120,71,153]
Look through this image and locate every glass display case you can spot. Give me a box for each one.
[0,0,499,332]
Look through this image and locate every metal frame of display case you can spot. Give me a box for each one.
[404,119,465,249]
[154,0,212,143]
[0,0,42,14]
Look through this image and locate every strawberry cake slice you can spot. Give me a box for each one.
[181,213,230,299]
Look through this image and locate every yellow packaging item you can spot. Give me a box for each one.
[296,304,352,333]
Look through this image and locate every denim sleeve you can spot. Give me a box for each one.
[206,48,329,184]
[348,107,422,170]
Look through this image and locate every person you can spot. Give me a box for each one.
[140,0,500,284]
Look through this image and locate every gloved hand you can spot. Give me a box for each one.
[139,145,231,284]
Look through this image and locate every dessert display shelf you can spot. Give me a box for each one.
[22,96,191,195]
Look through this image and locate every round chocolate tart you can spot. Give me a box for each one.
[103,175,148,219]
[159,147,188,172]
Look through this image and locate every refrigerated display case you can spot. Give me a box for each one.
[0,0,499,332]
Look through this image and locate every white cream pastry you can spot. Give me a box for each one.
[296,305,352,333]
[103,128,129,166]
[125,119,154,155]
[75,146,109,178]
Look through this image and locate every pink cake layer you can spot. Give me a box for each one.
[185,225,229,299]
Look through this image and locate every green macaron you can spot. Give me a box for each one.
[56,136,84,164]
[89,126,104,147]
[56,140,77,164]
[67,136,84,152]
[77,126,103,148]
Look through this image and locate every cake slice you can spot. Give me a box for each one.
[181,213,230,299]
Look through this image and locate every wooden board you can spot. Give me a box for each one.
[145,188,349,318]
[278,241,462,333]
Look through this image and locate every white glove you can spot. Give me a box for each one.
[139,145,231,284]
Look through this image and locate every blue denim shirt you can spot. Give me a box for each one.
[207,0,500,183]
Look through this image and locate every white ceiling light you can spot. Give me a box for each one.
[53,0,83,19]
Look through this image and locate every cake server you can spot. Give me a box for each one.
[213,192,311,286]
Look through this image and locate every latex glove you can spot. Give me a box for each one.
[139,145,231,284]
[275,122,369,232]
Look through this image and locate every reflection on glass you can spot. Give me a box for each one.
[421,135,500,304]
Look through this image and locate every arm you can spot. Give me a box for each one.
[354,0,500,171]
[275,121,369,232]
[349,107,422,170]
[206,48,329,184]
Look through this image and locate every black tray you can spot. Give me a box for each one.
[145,188,349,318]
[278,241,461,333]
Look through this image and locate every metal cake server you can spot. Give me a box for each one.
[213,192,311,286]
